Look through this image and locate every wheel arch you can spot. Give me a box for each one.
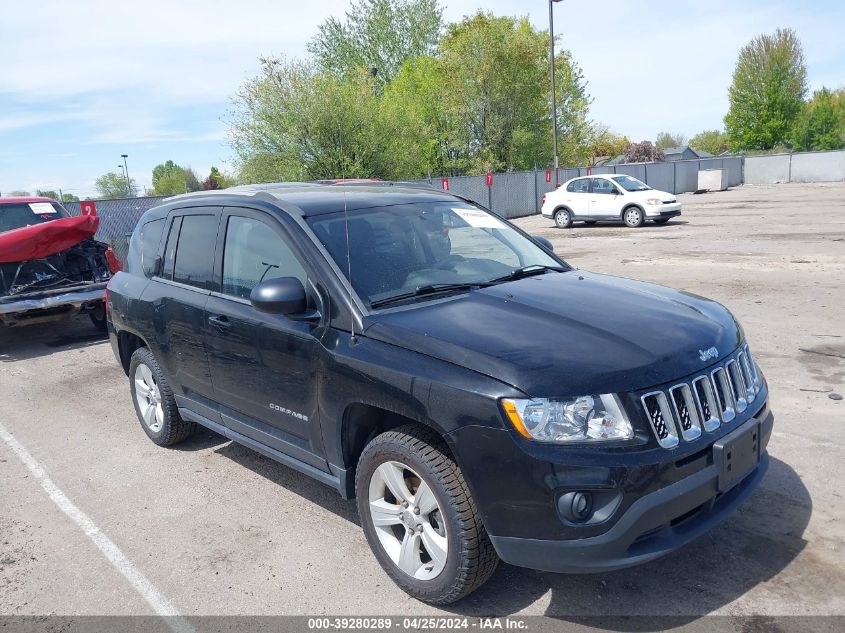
[339,402,453,498]
[117,329,149,375]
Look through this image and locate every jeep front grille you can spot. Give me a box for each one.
[640,344,762,448]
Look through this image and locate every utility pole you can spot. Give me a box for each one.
[549,0,564,186]
[121,154,131,196]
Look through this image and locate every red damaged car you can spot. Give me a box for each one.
[0,197,118,330]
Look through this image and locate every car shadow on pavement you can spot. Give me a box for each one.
[0,315,107,362]
[213,439,362,526]
[446,456,813,626]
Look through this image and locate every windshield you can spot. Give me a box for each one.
[0,202,69,233]
[307,202,566,307]
[612,175,652,191]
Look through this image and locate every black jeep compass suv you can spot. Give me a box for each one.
[107,184,772,604]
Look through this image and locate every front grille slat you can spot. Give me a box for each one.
[669,384,702,441]
[726,359,748,413]
[640,345,761,448]
[641,392,679,448]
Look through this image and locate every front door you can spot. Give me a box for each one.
[204,208,328,469]
[588,178,622,218]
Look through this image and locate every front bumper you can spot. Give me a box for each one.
[0,282,106,319]
[491,445,769,573]
[645,203,682,218]
[450,390,772,574]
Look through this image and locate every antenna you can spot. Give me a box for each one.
[343,191,357,342]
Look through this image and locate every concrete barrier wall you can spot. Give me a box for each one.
[745,151,845,184]
[790,151,845,182]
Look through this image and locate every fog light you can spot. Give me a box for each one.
[558,491,593,522]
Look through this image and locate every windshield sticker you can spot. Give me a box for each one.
[452,207,505,229]
[29,202,57,214]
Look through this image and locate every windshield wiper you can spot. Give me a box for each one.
[485,264,568,285]
[370,282,491,309]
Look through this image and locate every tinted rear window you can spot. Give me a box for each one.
[172,215,218,289]
[0,202,68,233]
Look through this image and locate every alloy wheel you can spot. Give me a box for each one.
[368,460,448,580]
[134,364,164,433]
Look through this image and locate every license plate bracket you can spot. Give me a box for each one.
[713,418,760,493]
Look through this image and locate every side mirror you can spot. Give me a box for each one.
[532,235,554,253]
[250,277,307,315]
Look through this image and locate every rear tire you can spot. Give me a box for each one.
[356,425,498,605]
[554,208,572,229]
[89,302,107,332]
[623,206,645,228]
[128,347,196,446]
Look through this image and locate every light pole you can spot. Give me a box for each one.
[120,154,131,196]
[549,0,564,186]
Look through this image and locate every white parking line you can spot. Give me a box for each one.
[0,420,194,633]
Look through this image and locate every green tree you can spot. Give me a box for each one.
[689,129,728,155]
[437,12,591,172]
[34,189,78,202]
[308,0,443,84]
[151,160,201,195]
[792,87,845,151]
[202,166,233,190]
[382,57,454,177]
[95,172,137,198]
[725,28,807,151]
[230,57,401,182]
[655,131,687,149]
[588,126,629,161]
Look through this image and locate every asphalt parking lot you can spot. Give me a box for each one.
[1,182,843,624]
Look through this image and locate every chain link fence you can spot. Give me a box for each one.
[61,156,747,260]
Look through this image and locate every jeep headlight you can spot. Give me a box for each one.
[646,198,664,206]
[502,395,633,443]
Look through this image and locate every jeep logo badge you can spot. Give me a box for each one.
[698,346,719,362]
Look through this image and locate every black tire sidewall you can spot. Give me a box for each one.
[128,348,177,445]
[89,302,107,332]
[356,438,464,602]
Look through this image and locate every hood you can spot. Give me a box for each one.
[0,214,99,263]
[625,188,675,202]
[364,271,742,396]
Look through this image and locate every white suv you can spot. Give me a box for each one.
[541,175,682,228]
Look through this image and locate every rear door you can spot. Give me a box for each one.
[588,177,622,218]
[204,207,329,470]
[145,208,221,416]
[564,178,590,215]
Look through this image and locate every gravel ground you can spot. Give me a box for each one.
[0,182,843,625]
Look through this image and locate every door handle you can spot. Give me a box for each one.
[208,315,232,329]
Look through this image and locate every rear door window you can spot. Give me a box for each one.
[566,179,589,193]
[172,215,219,290]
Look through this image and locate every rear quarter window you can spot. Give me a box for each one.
[140,218,166,277]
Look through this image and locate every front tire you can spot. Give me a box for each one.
[128,348,196,446]
[356,425,498,605]
[554,208,572,229]
[623,206,645,228]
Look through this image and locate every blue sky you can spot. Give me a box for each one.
[1,0,843,198]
